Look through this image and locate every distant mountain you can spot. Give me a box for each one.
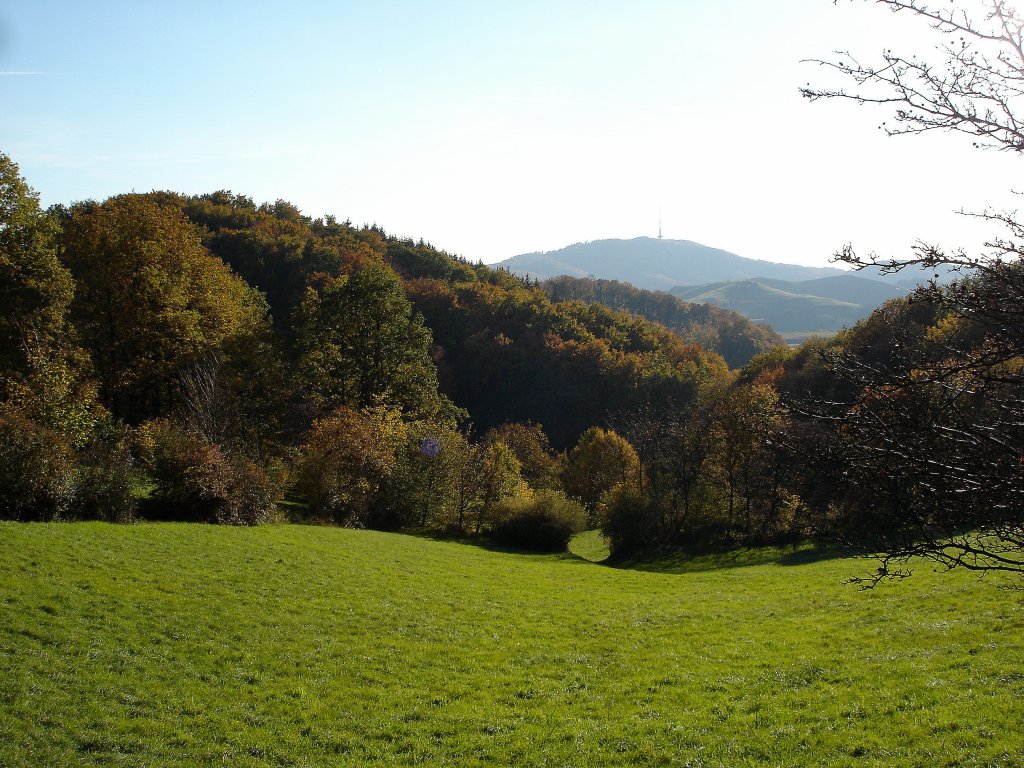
[670,275,907,342]
[777,274,907,306]
[498,237,845,290]
[501,237,960,343]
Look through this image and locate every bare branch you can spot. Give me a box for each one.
[804,1,1024,150]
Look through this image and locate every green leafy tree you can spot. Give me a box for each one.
[296,265,446,418]
[433,432,525,533]
[469,438,523,534]
[372,422,469,530]
[0,153,98,444]
[2,344,99,447]
[0,153,72,373]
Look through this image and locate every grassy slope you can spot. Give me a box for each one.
[1,523,1022,767]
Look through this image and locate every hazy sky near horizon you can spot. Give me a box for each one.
[1,0,1017,267]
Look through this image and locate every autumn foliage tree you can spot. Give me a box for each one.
[297,406,407,526]
[57,194,267,423]
[484,422,562,490]
[705,384,799,542]
[562,427,640,516]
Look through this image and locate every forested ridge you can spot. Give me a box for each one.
[2,150,1022,576]
[542,275,785,369]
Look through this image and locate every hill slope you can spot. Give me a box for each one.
[175,195,729,450]
[670,275,906,338]
[781,274,908,306]
[543,275,786,367]
[2,522,1022,766]
[498,237,844,290]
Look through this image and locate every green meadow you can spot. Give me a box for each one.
[1,523,1022,767]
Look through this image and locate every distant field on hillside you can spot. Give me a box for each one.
[1,523,1022,767]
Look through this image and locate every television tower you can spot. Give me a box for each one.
[658,208,663,239]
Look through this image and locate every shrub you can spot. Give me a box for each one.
[217,458,281,526]
[600,485,659,558]
[491,490,587,552]
[140,419,279,524]
[74,420,137,522]
[296,406,405,526]
[142,420,230,521]
[0,411,77,520]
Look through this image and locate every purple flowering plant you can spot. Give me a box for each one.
[419,437,441,459]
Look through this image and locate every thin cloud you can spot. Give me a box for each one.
[0,70,45,75]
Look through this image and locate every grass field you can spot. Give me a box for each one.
[1,523,1022,767]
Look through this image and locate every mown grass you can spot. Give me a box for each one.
[1,523,1022,767]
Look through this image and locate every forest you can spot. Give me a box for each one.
[1,146,1021,578]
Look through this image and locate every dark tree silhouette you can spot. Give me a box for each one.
[802,0,1024,579]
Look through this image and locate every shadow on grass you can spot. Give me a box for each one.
[395,529,849,575]
[610,541,852,575]
[404,528,610,565]
[133,497,205,523]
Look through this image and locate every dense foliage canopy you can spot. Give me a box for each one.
[544,275,785,368]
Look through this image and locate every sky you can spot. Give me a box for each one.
[1,0,1018,268]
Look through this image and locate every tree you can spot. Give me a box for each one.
[484,421,562,490]
[0,153,99,445]
[370,422,469,530]
[802,1,1024,151]
[562,427,640,516]
[177,331,292,459]
[58,194,266,423]
[434,430,524,534]
[802,0,1024,578]
[0,153,72,373]
[295,265,447,419]
[706,384,798,543]
[611,399,712,540]
[296,405,407,526]
[470,438,523,533]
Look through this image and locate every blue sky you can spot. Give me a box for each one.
[1,0,1014,266]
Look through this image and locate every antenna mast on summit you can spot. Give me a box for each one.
[658,208,663,239]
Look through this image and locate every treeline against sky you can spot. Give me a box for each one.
[2,151,1020,565]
